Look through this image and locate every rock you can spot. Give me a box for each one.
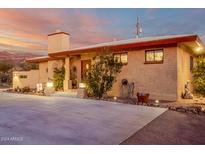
[169,106,176,111]
[136,102,143,105]
[176,106,187,112]
[188,106,202,114]
[153,104,159,107]
[192,109,198,114]
[147,103,153,107]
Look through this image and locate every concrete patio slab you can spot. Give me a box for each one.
[0,92,166,145]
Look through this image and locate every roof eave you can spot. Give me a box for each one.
[48,35,198,57]
[26,58,50,63]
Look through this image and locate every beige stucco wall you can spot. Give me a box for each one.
[48,33,70,53]
[13,70,39,89]
[47,59,64,80]
[39,62,48,84]
[22,44,192,101]
[108,46,178,101]
[81,53,95,62]
[177,45,193,99]
[63,49,179,101]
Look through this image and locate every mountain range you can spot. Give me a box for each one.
[0,51,40,64]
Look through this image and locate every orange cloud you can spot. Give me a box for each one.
[0,9,113,54]
[0,36,46,51]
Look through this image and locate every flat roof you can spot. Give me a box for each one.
[49,34,201,56]
[27,34,204,62]
[26,56,54,63]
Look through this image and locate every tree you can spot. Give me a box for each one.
[0,61,13,87]
[0,61,13,73]
[17,62,39,71]
[192,57,205,96]
[53,67,65,91]
[84,52,123,98]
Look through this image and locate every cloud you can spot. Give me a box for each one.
[0,9,113,54]
[1,8,205,55]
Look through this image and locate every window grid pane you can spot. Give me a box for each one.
[121,53,128,64]
[114,54,121,63]
[154,50,163,61]
[146,51,155,62]
[145,49,163,62]
[114,53,128,64]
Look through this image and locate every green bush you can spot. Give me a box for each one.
[22,86,31,93]
[17,62,39,71]
[0,61,13,73]
[84,52,123,98]
[53,67,65,91]
[192,57,205,96]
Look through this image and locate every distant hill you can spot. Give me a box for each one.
[0,51,41,64]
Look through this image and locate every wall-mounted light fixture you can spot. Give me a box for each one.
[114,96,117,100]
[195,41,204,54]
[79,83,86,88]
[155,99,159,105]
[46,81,53,88]
[196,47,202,52]
[14,73,18,79]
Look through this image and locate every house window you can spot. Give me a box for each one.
[19,75,27,79]
[46,68,48,73]
[114,53,128,64]
[145,49,164,64]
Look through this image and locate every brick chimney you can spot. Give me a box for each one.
[48,30,70,53]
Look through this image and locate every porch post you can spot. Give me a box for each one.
[64,56,72,91]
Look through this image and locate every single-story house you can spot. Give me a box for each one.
[13,31,205,101]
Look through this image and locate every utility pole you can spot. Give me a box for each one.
[136,17,142,38]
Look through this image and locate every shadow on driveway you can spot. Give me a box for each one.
[121,110,205,145]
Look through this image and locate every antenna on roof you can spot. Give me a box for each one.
[136,17,142,38]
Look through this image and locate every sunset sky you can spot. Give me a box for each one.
[0,8,205,55]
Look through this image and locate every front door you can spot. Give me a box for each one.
[81,60,91,80]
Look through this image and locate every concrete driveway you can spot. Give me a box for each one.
[0,92,166,145]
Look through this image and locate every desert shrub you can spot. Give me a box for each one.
[22,86,30,93]
[84,52,123,98]
[17,62,39,71]
[53,67,65,91]
[192,57,205,96]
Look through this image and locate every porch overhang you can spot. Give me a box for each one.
[179,36,205,55]
[26,56,58,63]
[26,56,52,63]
